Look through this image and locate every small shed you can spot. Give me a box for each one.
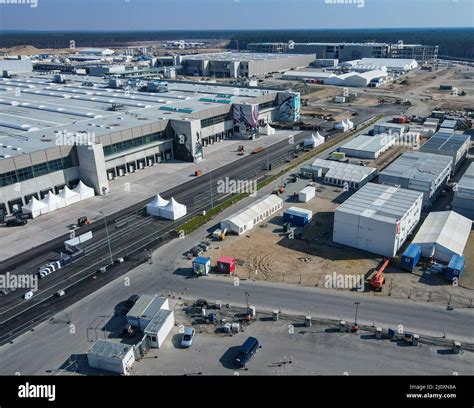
[217,256,236,274]
[193,256,211,275]
[143,309,175,348]
[87,339,135,375]
[299,186,316,203]
[283,207,313,226]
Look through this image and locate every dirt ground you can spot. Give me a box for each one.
[204,178,474,308]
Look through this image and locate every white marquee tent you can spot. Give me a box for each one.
[304,132,325,148]
[412,211,472,263]
[22,197,49,218]
[159,197,187,221]
[260,123,276,136]
[73,181,95,200]
[146,194,169,217]
[58,186,81,206]
[220,195,283,235]
[41,192,66,212]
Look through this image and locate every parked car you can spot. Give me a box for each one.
[56,290,66,297]
[191,246,203,257]
[6,218,27,227]
[23,291,33,300]
[195,299,208,310]
[234,336,260,368]
[181,327,195,348]
[198,242,210,252]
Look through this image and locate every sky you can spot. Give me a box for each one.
[0,0,472,31]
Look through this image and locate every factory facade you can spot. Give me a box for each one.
[248,42,439,64]
[0,74,301,215]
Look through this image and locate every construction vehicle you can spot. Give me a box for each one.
[272,186,286,195]
[195,170,202,177]
[237,145,245,156]
[77,216,91,227]
[370,259,389,291]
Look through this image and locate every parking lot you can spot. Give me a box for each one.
[130,301,474,376]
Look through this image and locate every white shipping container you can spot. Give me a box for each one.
[299,186,316,203]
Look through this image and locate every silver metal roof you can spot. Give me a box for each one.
[181,51,313,62]
[144,309,173,334]
[380,152,452,183]
[311,158,377,183]
[340,134,395,153]
[420,132,470,153]
[336,183,422,224]
[457,162,474,193]
[88,339,133,359]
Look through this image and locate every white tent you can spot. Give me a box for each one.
[146,194,169,217]
[412,211,472,263]
[259,123,276,136]
[221,195,283,235]
[346,119,355,130]
[58,186,81,206]
[159,197,187,221]
[73,181,95,201]
[41,192,66,212]
[335,121,349,132]
[22,197,49,218]
[304,132,325,148]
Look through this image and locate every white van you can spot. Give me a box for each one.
[23,291,33,300]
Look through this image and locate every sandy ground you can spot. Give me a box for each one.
[201,177,474,309]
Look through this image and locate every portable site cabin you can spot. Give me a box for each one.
[87,339,135,375]
[22,197,48,218]
[220,195,283,235]
[445,255,465,282]
[217,256,236,274]
[283,207,313,226]
[411,211,472,263]
[400,243,422,272]
[146,194,169,217]
[299,186,316,203]
[193,256,211,276]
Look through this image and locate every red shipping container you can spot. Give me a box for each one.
[217,256,236,274]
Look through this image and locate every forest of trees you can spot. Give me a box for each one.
[0,28,472,60]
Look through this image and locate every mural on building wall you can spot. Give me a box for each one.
[233,103,259,137]
[278,92,301,122]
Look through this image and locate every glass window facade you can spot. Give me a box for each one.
[103,131,167,156]
[0,157,74,187]
[201,113,232,128]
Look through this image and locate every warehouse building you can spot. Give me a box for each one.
[179,52,315,78]
[420,132,471,175]
[411,211,472,263]
[0,58,34,76]
[248,42,438,64]
[302,158,377,190]
[338,134,396,159]
[0,73,300,215]
[220,194,283,235]
[333,183,423,257]
[282,69,388,87]
[378,152,452,206]
[341,58,418,73]
[87,339,135,375]
[452,163,474,220]
[373,123,406,138]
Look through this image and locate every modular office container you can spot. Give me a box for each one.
[284,207,313,226]
[400,243,422,272]
[445,255,465,282]
[299,186,316,203]
[333,183,423,257]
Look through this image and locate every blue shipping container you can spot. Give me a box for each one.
[445,255,465,281]
[283,211,309,227]
[400,244,421,272]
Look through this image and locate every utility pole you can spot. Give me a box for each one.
[354,301,361,326]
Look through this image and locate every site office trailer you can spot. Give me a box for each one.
[333,189,423,257]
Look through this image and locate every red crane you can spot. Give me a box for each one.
[370,259,389,291]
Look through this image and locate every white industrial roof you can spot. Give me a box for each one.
[311,158,377,183]
[223,195,283,230]
[344,58,418,70]
[88,339,132,359]
[380,152,452,183]
[457,162,474,194]
[335,183,423,225]
[340,134,395,153]
[412,211,472,258]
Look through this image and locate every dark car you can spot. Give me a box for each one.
[125,295,139,308]
[195,299,208,310]
[191,246,203,257]
[235,336,260,368]
[6,218,27,227]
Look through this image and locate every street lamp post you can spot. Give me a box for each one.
[244,292,250,312]
[354,301,361,326]
[100,211,113,265]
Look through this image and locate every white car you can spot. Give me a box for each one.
[181,327,195,348]
[23,291,33,300]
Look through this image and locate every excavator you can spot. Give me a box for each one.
[369,259,389,291]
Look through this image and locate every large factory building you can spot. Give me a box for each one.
[0,74,301,215]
